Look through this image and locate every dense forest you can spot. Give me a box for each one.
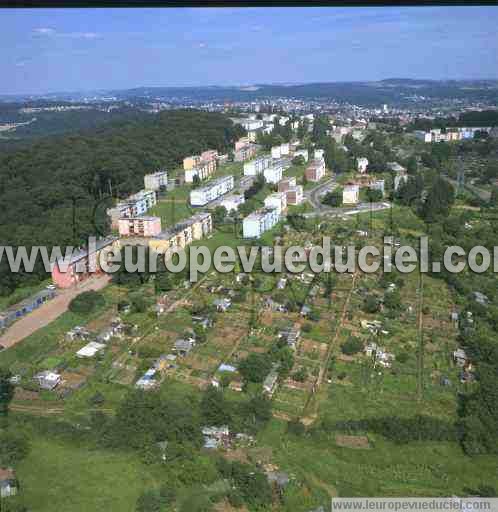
[0,110,246,296]
[406,110,498,132]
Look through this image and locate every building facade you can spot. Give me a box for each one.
[190,175,234,206]
[356,157,369,174]
[118,216,162,237]
[278,177,297,192]
[305,159,326,182]
[343,184,360,205]
[264,192,287,215]
[285,185,304,205]
[263,163,283,184]
[243,155,271,176]
[51,237,120,288]
[243,208,280,238]
[144,170,168,191]
[149,213,213,254]
[219,193,245,213]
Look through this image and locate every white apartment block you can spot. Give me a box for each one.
[413,127,491,143]
[264,192,287,215]
[243,207,280,238]
[280,143,290,156]
[243,155,272,176]
[314,149,325,160]
[240,119,264,131]
[343,184,360,205]
[190,175,234,207]
[144,170,168,191]
[271,145,281,159]
[356,157,369,174]
[263,164,283,184]
[219,193,245,213]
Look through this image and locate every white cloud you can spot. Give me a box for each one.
[198,42,207,48]
[33,27,56,36]
[32,28,101,40]
[64,32,101,39]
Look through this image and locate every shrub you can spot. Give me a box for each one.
[340,336,364,355]
[363,295,380,313]
[68,290,104,315]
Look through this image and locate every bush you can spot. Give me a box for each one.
[363,295,380,313]
[340,336,364,355]
[0,430,30,465]
[68,290,105,315]
[302,323,312,333]
[293,368,308,382]
[287,419,306,436]
[397,352,409,364]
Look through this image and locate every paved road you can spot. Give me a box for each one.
[0,274,111,349]
[303,201,392,219]
[304,178,391,217]
[305,177,337,210]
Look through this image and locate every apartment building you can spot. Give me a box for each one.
[314,148,325,160]
[108,189,157,228]
[118,216,162,237]
[285,185,304,206]
[278,177,297,192]
[343,183,360,205]
[243,155,271,176]
[243,207,280,238]
[413,127,491,143]
[264,192,287,215]
[144,170,168,191]
[219,193,245,213]
[234,139,257,162]
[271,145,281,159]
[183,150,218,183]
[149,212,212,254]
[280,143,290,156]
[240,119,263,131]
[190,175,234,206]
[263,163,283,184]
[305,159,326,182]
[273,157,292,171]
[356,157,369,174]
[51,237,120,288]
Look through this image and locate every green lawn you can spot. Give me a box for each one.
[16,435,159,512]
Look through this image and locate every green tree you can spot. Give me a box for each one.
[68,290,105,315]
[211,205,227,226]
[0,368,14,417]
[340,336,364,355]
[200,385,231,426]
[0,431,30,465]
[238,353,272,383]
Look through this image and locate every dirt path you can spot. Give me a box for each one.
[0,275,111,349]
[302,271,359,417]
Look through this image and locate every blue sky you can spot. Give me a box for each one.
[2,6,498,95]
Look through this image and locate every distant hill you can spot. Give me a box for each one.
[5,79,498,107]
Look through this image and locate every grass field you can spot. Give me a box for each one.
[15,434,159,512]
